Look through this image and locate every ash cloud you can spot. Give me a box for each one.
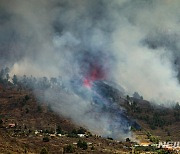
[0,0,180,139]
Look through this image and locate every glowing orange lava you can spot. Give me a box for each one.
[83,78,92,88]
[83,66,105,88]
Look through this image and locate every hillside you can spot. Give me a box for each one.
[95,80,180,141]
[0,83,133,153]
[0,79,179,153]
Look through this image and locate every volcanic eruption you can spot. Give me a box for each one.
[69,52,141,138]
[83,62,106,88]
[0,0,179,140]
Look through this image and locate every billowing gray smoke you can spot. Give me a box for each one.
[0,0,180,139]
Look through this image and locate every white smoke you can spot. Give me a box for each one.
[110,0,180,104]
[0,0,180,139]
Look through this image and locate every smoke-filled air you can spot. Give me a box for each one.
[0,0,180,139]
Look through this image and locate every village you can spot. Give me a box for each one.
[1,119,180,153]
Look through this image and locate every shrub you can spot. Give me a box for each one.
[67,133,78,138]
[64,144,75,153]
[40,147,48,154]
[71,129,77,134]
[67,129,78,138]
[149,136,159,144]
[91,145,95,150]
[126,138,131,142]
[43,137,49,142]
[77,127,86,134]
[25,108,29,114]
[0,119,3,125]
[131,126,137,131]
[37,105,42,112]
[25,95,30,101]
[77,140,88,150]
[107,137,113,140]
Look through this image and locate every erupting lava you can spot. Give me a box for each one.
[83,78,92,88]
[83,65,105,88]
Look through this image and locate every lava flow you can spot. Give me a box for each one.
[83,65,105,88]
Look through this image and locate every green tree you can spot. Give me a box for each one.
[56,125,62,134]
[127,95,130,101]
[12,75,18,85]
[0,119,3,126]
[174,111,180,121]
[6,73,10,81]
[175,102,180,111]
[50,77,57,85]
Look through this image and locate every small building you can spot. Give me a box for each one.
[34,130,39,135]
[139,142,151,147]
[8,123,16,128]
[78,134,85,137]
[50,134,56,137]
[57,134,62,137]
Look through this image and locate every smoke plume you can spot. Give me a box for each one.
[0,0,180,139]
